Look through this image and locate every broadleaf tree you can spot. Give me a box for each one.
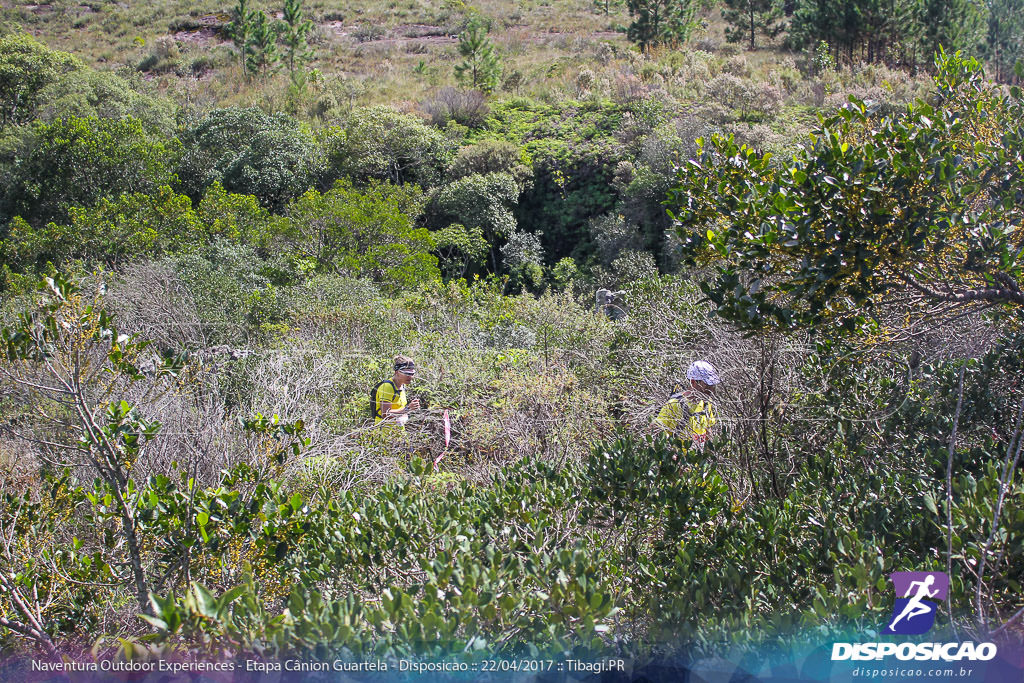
[666,51,1024,334]
[0,33,81,130]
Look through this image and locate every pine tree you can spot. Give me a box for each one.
[227,0,257,77]
[722,0,784,49]
[983,0,1024,82]
[454,18,501,93]
[626,0,696,51]
[280,0,314,81]
[247,10,280,77]
[872,0,921,67]
[789,0,925,67]
[919,0,986,61]
[592,0,621,15]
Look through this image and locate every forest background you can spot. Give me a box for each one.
[0,0,1022,671]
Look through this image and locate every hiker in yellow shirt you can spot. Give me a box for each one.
[372,355,420,425]
[655,360,720,449]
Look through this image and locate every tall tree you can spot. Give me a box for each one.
[0,34,80,130]
[983,0,1024,82]
[722,0,784,49]
[246,10,280,78]
[626,0,697,50]
[227,0,257,77]
[788,0,924,67]
[919,0,986,61]
[279,0,314,81]
[454,17,501,93]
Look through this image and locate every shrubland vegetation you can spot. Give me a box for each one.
[0,0,1022,672]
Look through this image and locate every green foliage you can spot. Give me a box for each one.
[667,52,1024,331]
[430,172,520,272]
[918,0,986,63]
[626,0,697,51]
[323,106,456,188]
[2,187,198,273]
[279,0,314,80]
[550,257,581,292]
[446,139,532,189]
[0,33,81,130]
[0,115,179,229]
[0,34,172,133]
[722,0,784,50]
[178,107,318,210]
[0,474,98,651]
[2,269,1023,658]
[3,7,1024,661]
[1,274,186,617]
[433,223,490,279]
[281,179,439,291]
[0,182,282,280]
[786,0,986,69]
[593,0,622,16]
[171,240,291,345]
[34,68,176,136]
[454,17,501,94]
[195,181,276,248]
[482,98,628,263]
[982,0,1024,83]
[227,0,257,77]
[501,231,546,293]
[246,11,280,78]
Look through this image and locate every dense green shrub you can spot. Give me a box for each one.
[669,53,1024,331]
[429,172,520,273]
[0,115,179,228]
[446,138,531,189]
[321,106,456,188]
[1,187,197,273]
[482,98,628,262]
[432,223,490,279]
[35,68,176,135]
[178,107,319,210]
[171,240,292,345]
[0,33,81,130]
[0,184,281,278]
[501,231,546,293]
[2,273,1023,659]
[280,179,439,291]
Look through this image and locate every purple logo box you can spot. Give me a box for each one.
[883,571,949,635]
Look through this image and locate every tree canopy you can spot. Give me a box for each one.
[0,33,81,130]
[668,52,1024,334]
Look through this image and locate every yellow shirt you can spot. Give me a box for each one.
[655,392,716,448]
[374,380,407,423]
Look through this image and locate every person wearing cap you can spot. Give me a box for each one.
[372,355,421,424]
[654,360,720,449]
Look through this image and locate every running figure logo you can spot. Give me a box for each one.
[883,572,949,635]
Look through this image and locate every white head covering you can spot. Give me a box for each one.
[686,360,721,385]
